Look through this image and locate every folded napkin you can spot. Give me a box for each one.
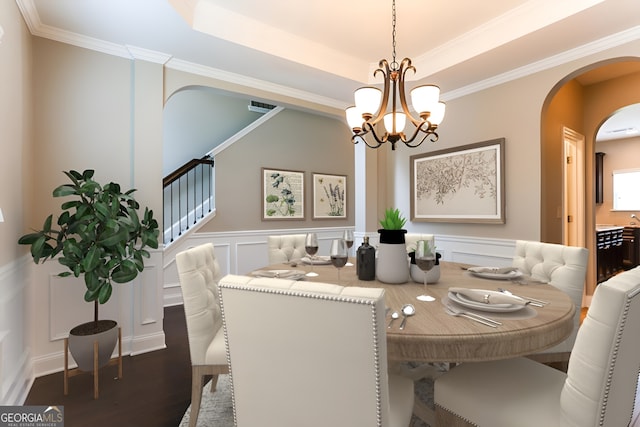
[301,256,331,265]
[252,270,303,279]
[449,287,527,306]
[467,266,519,275]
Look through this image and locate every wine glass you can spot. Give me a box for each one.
[342,229,354,266]
[330,239,348,284]
[305,233,319,277]
[415,238,436,302]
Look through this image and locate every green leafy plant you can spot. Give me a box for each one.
[379,208,407,230]
[18,169,159,331]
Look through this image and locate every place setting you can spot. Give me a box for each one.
[465,266,523,280]
[443,286,543,325]
[463,265,550,285]
[250,269,307,280]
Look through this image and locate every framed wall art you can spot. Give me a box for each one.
[262,168,305,220]
[312,173,347,219]
[410,138,505,223]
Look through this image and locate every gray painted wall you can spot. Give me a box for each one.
[163,88,263,175]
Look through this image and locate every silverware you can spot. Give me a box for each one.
[445,306,497,327]
[497,288,548,306]
[445,303,502,326]
[399,304,415,330]
[388,311,399,328]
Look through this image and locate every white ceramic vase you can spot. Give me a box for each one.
[376,242,410,284]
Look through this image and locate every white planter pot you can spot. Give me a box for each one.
[68,320,118,372]
[376,243,410,284]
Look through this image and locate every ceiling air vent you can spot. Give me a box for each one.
[248,100,276,114]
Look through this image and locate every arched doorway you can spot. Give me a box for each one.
[541,58,640,298]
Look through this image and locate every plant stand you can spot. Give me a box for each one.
[63,327,122,399]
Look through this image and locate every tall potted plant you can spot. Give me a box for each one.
[376,208,409,283]
[19,169,159,372]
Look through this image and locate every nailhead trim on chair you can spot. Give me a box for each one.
[598,286,640,427]
[599,294,630,426]
[218,280,385,427]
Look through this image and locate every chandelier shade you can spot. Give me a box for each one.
[345,0,445,150]
[384,111,406,134]
[354,87,382,116]
[410,85,440,117]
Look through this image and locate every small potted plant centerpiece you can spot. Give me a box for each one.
[18,169,159,375]
[376,208,410,284]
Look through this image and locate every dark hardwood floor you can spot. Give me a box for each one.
[25,306,193,427]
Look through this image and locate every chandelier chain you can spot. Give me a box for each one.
[391,0,398,70]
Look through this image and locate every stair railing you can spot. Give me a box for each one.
[163,156,215,244]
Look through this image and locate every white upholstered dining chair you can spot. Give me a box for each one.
[218,274,415,427]
[175,243,229,427]
[512,240,588,368]
[267,234,307,264]
[434,265,640,427]
[405,233,434,252]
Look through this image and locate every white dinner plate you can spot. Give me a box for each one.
[467,267,523,281]
[448,291,525,313]
[251,269,306,280]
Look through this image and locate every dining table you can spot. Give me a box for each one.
[252,258,576,426]
[254,259,576,364]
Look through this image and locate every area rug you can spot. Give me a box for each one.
[179,372,434,427]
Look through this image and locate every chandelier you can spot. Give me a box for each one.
[345,0,446,150]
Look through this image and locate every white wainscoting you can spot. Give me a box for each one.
[163,228,517,306]
[0,257,32,405]
[26,250,165,378]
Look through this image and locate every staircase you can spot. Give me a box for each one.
[163,156,215,245]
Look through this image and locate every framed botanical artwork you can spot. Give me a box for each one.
[410,138,505,223]
[312,173,347,219]
[262,168,305,220]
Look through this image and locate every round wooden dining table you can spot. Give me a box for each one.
[258,260,576,364]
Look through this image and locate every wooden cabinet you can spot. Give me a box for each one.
[596,227,624,283]
[622,227,640,270]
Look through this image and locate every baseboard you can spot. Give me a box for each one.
[2,351,34,405]
[163,282,183,307]
[129,331,166,356]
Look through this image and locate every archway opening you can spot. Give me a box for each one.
[541,58,640,297]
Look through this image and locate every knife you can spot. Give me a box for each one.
[449,287,528,306]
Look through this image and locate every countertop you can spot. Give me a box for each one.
[596,224,624,232]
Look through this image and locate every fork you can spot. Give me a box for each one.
[445,304,502,326]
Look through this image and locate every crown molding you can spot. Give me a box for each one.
[126,46,173,64]
[165,58,347,111]
[443,25,640,101]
